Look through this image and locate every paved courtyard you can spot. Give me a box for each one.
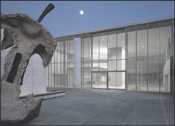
[25,89,174,125]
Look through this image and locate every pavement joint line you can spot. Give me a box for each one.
[25,89,173,125]
[77,92,132,125]
[35,90,111,125]
[31,98,87,124]
[160,93,168,125]
[42,100,89,123]
[31,109,71,125]
[121,93,146,125]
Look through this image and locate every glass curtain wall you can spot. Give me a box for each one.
[116,33,126,71]
[91,30,126,89]
[47,49,55,87]
[92,72,107,89]
[100,35,107,71]
[68,39,74,88]
[108,34,117,71]
[47,41,62,88]
[148,22,159,92]
[126,26,136,91]
[82,37,91,89]
[47,38,75,88]
[54,42,61,88]
[126,19,173,92]
[60,41,65,88]
[47,36,91,89]
[92,37,99,71]
[160,20,173,93]
[47,18,173,93]
[136,24,148,92]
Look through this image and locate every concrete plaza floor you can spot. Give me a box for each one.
[25,88,174,125]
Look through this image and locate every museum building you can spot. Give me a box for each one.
[47,17,175,93]
[1,17,174,95]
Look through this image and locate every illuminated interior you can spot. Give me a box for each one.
[47,18,174,93]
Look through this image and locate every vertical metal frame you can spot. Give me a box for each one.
[60,40,62,88]
[91,37,93,89]
[107,34,108,71]
[63,40,65,88]
[89,34,91,89]
[81,34,83,89]
[66,36,68,88]
[172,19,175,93]
[107,71,109,89]
[67,39,69,88]
[73,35,76,89]
[81,37,83,89]
[59,38,62,88]
[116,33,117,73]
[54,41,56,88]
[136,25,138,92]
[106,34,109,89]
[91,71,93,89]
[147,23,148,92]
[125,27,127,91]
[159,21,161,92]
[171,19,174,93]
[58,38,61,88]
[47,49,50,87]
[50,49,52,87]
[59,41,61,88]
[46,59,48,87]
[68,39,70,88]
[173,19,174,56]
[53,39,56,87]
[98,36,100,71]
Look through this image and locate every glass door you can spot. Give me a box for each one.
[108,72,125,89]
[92,72,107,89]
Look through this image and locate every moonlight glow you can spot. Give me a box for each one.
[80,10,84,15]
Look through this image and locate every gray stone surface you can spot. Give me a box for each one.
[24,89,174,125]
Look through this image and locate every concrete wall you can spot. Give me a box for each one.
[1,29,47,96]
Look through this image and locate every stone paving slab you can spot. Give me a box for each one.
[24,88,174,125]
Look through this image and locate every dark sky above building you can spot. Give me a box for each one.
[1,1,174,37]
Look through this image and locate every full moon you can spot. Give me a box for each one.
[80,10,84,15]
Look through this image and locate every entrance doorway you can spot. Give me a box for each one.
[92,72,107,89]
[91,71,125,89]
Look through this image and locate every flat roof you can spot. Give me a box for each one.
[54,17,174,38]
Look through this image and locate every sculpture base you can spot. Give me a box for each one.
[1,99,42,126]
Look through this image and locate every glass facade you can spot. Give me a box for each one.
[47,18,174,93]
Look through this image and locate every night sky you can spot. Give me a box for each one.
[1,1,174,37]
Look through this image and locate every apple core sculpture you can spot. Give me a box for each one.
[1,3,56,125]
